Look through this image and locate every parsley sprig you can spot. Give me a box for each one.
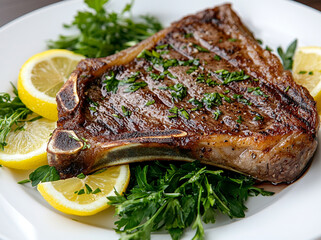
[48,0,162,58]
[277,39,297,70]
[108,161,273,240]
[0,84,33,150]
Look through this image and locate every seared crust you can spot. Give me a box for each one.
[48,4,319,183]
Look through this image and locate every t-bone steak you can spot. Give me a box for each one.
[47,4,319,184]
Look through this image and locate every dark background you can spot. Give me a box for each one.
[0,0,320,27]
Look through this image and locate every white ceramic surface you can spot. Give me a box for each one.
[0,0,321,239]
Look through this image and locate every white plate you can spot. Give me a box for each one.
[0,0,321,239]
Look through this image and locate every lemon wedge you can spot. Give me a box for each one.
[37,165,130,216]
[18,49,85,121]
[0,114,56,169]
[293,46,321,113]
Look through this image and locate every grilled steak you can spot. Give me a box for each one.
[47,4,319,184]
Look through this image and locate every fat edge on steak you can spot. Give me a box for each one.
[47,4,319,184]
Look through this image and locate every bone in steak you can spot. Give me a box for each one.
[47,4,319,184]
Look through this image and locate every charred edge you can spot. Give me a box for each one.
[263,80,317,136]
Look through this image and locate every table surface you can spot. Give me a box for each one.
[0,0,320,27]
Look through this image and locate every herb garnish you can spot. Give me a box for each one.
[213,109,222,120]
[69,135,91,150]
[202,92,223,108]
[184,33,193,38]
[48,0,162,58]
[108,161,273,240]
[77,173,86,179]
[277,39,297,70]
[247,87,268,98]
[104,71,119,93]
[254,114,264,121]
[188,98,204,111]
[124,81,147,93]
[0,84,33,150]
[233,94,252,106]
[193,44,210,53]
[215,69,250,85]
[145,99,155,106]
[168,83,187,101]
[168,106,189,120]
[121,105,131,117]
[74,186,101,195]
[236,116,243,123]
[228,38,238,42]
[18,165,60,187]
[214,55,221,61]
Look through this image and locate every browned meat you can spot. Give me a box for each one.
[47,4,319,184]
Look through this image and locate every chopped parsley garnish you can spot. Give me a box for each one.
[121,105,131,117]
[150,72,165,81]
[184,33,193,38]
[285,86,290,92]
[233,94,252,106]
[75,186,101,195]
[188,98,204,111]
[228,38,238,42]
[69,135,91,150]
[202,92,223,108]
[145,99,155,106]
[168,106,189,120]
[309,71,314,75]
[108,161,273,240]
[124,81,147,93]
[76,189,85,195]
[48,0,163,58]
[277,39,297,70]
[92,188,102,194]
[104,71,119,93]
[299,71,307,74]
[193,44,210,53]
[254,114,264,121]
[17,179,31,184]
[186,66,198,74]
[247,87,268,98]
[77,173,86,179]
[168,83,187,101]
[215,69,250,85]
[87,97,99,112]
[213,109,222,120]
[120,71,141,84]
[214,55,221,61]
[112,114,122,119]
[236,116,243,124]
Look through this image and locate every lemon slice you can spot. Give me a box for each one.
[293,46,321,114]
[18,49,85,121]
[0,115,56,169]
[37,165,130,216]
